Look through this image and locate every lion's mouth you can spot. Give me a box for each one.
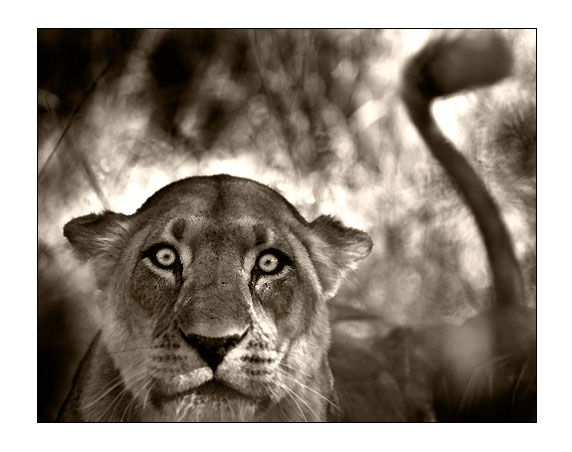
[150,379,249,405]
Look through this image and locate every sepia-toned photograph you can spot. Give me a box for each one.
[37,28,536,422]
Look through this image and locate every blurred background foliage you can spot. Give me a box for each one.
[38,29,536,421]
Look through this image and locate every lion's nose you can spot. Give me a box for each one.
[179,329,248,371]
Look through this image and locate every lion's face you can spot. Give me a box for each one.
[64,175,371,421]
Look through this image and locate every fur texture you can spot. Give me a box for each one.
[60,175,372,421]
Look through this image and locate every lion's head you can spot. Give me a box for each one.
[64,175,371,421]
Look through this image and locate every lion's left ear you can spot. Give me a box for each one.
[307,215,373,299]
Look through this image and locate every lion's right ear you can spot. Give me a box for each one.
[63,211,130,261]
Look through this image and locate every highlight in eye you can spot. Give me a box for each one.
[255,249,291,275]
[143,244,180,271]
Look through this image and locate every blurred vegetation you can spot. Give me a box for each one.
[38,29,536,421]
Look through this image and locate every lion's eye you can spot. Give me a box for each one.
[256,250,290,275]
[145,245,180,270]
[155,248,176,267]
[258,253,279,273]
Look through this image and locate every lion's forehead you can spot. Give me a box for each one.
[136,175,307,226]
[134,177,308,250]
[149,213,286,250]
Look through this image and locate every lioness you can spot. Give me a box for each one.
[59,30,535,422]
[60,175,372,421]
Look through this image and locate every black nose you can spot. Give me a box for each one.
[179,329,246,370]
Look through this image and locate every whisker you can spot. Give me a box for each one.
[96,372,148,422]
[279,370,341,413]
[143,380,155,412]
[85,362,147,420]
[279,384,308,422]
[82,364,147,410]
[106,346,163,355]
[278,361,312,378]
[122,380,152,422]
[276,380,318,421]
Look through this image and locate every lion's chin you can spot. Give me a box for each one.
[149,380,265,422]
